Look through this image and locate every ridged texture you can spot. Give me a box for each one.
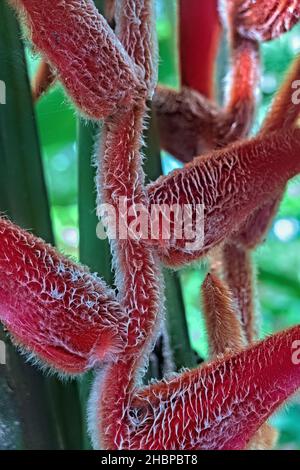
[202,273,245,357]
[2,0,300,452]
[128,325,300,450]
[202,274,277,450]
[0,218,127,375]
[91,0,163,450]
[233,0,300,41]
[235,53,300,249]
[11,0,144,118]
[115,0,157,96]
[148,129,300,267]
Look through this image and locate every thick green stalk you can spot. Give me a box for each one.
[78,121,113,285]
[0,2,82,450]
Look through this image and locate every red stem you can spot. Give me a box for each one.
[179,0,221,99]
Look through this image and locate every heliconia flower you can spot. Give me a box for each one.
[153,1,260,162]
[91,0,165,451]
[202,273,246,357]
[229,0,300,42]
[147,128,300,267]
[153,85,221,163]
[0,217,128,375]
[92,323,300,450]
[234,53,300,249]
[201,273,277,450]
[221,243,256,343]
[10,0,145,119]
[114,0,158,97]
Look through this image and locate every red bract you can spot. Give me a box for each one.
[3,0,300,451]
[154,0,259,162]
[0,218,127,375]
[11,0,144,118]
[89,0,164,450]
[126,324,300,450]
[202,273,246,356]
[148,128,300,267]
[231,0,300,41]
[235,54,300,249]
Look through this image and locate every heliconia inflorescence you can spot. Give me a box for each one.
[148,128,300,266]
[150,0,300,358]
[1,0,300,450]
[10,0,145,118]
[229,0,300,42]
[0,217,128,375]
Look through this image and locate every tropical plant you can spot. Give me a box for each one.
[1,0,300,450]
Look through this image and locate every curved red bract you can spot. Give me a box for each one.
[128,324,300,450]
[233,0,300,41]
[0,218,127,374]
[3,0,300,451]
[12,0,144,119]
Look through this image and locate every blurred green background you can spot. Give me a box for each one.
[21,0,300,450]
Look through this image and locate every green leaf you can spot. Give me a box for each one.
[78,121,113,285]
[0,2,82,450]
[0,8,52,239]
